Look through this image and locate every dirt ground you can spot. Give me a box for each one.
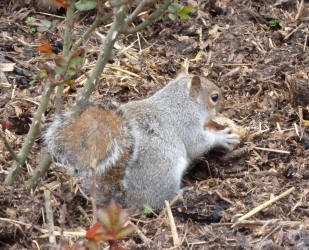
[0,0,309,249]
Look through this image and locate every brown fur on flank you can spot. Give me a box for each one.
[57,106,131,170]
[45,105,132,204]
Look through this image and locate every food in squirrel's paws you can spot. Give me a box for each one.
[204,116,246,150]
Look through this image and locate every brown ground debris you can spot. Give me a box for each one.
[0,0,309,249]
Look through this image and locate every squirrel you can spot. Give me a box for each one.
[44,65,239,210]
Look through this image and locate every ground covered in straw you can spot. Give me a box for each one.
[0,0,309,249]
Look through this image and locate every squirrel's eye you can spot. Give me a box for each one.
[211,93,219,103]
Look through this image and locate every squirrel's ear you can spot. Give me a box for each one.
[176,59,189,77]
[189,75,201,99]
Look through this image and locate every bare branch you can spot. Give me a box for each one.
[72,2,128,113]
[125,0,156,26]
[55,0,75,114]
[71,12,113,52]
[5,84,55,185]
[123,0,172,34]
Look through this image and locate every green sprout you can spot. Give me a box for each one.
[268,19,279,28]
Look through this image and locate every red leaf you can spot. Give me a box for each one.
[86,223,114,242]
[1,121,8,131]
[36,40,53,55]
[51,0,70,8]
[86,200,134,243]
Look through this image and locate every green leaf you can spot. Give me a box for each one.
[168,2,182,13]
[178,12,189,19]
[38,70,47,79]
[168,13,177,21]
[25,16,36,25]
[75,0,97,11]
[69,56,83,69]
[55,65,66,74]
[178,6,195,19]
[143,206,152,215]
[27,27,36,34]
[268,19,279,28]
[68,68,76,76]
[181,6,196,14]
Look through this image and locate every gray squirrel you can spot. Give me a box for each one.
[44,66,239,209]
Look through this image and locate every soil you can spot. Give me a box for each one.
[0,0,309,249]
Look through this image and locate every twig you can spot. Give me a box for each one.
[58,204,67,250]
[164,200,180,247]
[304,33,308,52]
[0,129,20,163]
[283,23,303,41]
[77,205,92,225]
[55,0,75,114]
[231,219,309,229]
[253,146,290,154]
[91,167,98,223]
[26,152,52,189]
[125,0,155,26]
[295,0,304,21]
[5,84,55,185]
[0,217,86,236]
[232,187,295,227]
[72,12,113,52]
[44,189,56,245]
[124,0,172,34]
[129,221,151,245]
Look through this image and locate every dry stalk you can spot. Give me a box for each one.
[44,189,56,245]
[295,0,304,21]
[253,146,290,154]
[165,200,180,247]
[232,187,295,227]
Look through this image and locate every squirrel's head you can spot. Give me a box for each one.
[189,76,224,118]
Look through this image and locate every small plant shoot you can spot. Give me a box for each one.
[168,2,195,21]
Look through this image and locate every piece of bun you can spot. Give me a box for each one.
[204,116,247,139]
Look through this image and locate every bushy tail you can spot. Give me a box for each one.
[43,106,132,174]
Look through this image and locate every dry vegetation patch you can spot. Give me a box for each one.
[0,0,308,249]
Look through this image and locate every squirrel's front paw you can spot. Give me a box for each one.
[215,127,240,150]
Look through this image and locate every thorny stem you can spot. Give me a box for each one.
[25,2,126,188]
[0,129,20,163]
[55,0,75,114]
[5,84,55,185]
[71,12,113,52]
[124,0,172,34]
[73,2,128,113]
[27,1,77,188]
